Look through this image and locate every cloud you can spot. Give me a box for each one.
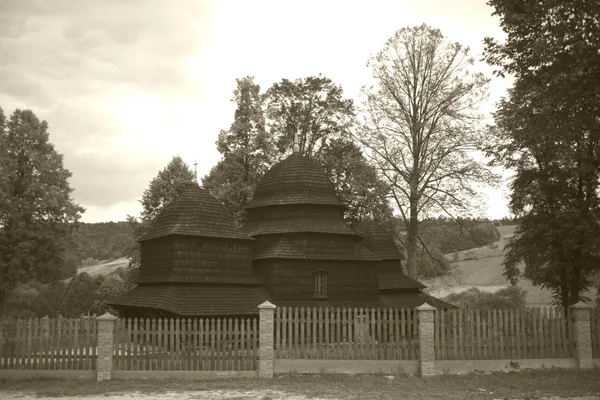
[0,0,510,222]
[0,0,218,220]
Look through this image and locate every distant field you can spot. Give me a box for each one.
[77,257,129,277]
[425,224,561,307]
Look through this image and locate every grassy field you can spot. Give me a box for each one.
[424,225,562,307]
[77,257,129,277]
[1,369,599,399]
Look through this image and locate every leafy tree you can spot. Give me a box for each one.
[0,108,84,305]
[59,272,98,317]
[206,76,392,225]
[357,24,495,279]
[203,77,275,222]
[316,138,392,224]
[484,0,600,309]
[265,75,354,157]
[443,286,527,309]
[126,156,195,268]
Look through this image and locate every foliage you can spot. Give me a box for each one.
[419,218,501,255]
[126,156,195,268]
[205,76,392,224]
[0,269,131,318]
[68,222,134,264]
[0,107,84,305]
[203,76,275,222]
[443,286,527,309]
[484,0,600,309]
[316,138,392,223]
[59,272,98,317]
[358,24,495,279]
[265,75,354,157]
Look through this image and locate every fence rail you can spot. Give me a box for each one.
[113,317,258,371]
[0,317,97,370]
[434,308,574,360]
[274,307,419,360]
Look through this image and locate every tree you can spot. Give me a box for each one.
[0,108,84,304]
[203,77,275,222]
[316,138,392,224]
[358,24,494,279]
[484,0,600,309]
[60,272,98,317]
[443,286,527,309]
[206,76,392,225]
[265,75,354,158]
[126,156,195,268]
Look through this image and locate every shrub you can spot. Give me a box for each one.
[443,286,527,309]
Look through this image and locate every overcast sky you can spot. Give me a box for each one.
[0,0,513,223]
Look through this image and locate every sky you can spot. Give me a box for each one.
[0,0,513,223]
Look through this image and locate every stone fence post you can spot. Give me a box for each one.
[258,301,276,378]
[96,312,118,382]
[417,303,436,376]
[569,301,594,369]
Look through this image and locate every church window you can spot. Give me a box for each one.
[313,270,328,298]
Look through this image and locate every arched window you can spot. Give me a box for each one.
[313,270,328,298]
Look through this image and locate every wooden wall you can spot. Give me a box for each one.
[139,237,173,282]
[139,235,254,283]
[254,259,380,303]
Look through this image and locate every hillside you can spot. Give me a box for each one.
[423,225,558,307]
[77,257,129,277]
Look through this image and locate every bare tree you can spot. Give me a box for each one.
[357,25,496,279]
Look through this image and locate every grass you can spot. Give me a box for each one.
[425,225,562,307]
[1,369,599,399]
[77,257,129,277]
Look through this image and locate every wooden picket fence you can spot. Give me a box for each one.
[593,307,600,359]
[274,307,418,360]
[0,317,98,370]
[434,307,575,360]
[113,317,258,371]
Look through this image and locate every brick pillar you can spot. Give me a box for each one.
[96,312,118,382]
[569,301,594,369]
[417,302,436,376]
[258,301,276,378]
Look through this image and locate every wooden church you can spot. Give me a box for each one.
[110,144,452,317]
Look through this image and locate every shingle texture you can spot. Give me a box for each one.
[380,291,457,309]
[245,153,344,209]
[378,272,426,290]
[355,220,404,260]
[242,218,358,236]
[140,185,252,242]
[253,237,381,261]
[110,284,269,316]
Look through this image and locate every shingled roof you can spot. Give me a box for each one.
[109,284,269,316]
[355,220,404,260]
[380,292,457,309]
[140,185,253,242]
[245,152,344,209]
[377,272,426,290]
[252,237,381,261]
[242,217,358,236]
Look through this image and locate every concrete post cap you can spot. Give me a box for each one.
[258,300,276,309]
[416,302,436,311]
[97,312,118,320]
[569,301,595,309]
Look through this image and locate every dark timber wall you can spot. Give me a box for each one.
[139,235,254,283]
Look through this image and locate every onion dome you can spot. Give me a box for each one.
[244,152,344,209]
[355,219,404,260]
[139,184,252,242]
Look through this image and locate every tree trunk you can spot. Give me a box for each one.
[405,201,419,279]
